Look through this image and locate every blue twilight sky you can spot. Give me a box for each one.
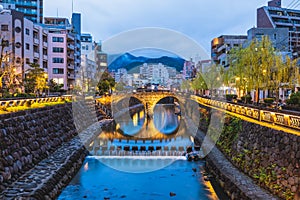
[44,0,297,58]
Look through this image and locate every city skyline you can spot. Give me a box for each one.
[44,0,296,54]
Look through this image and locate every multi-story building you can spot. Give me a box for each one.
[81,33,93,57]
[94,41,107,72]
[44,14,81,90]
[0,9,47,87]
[182,59,196,79]
[0,0,43,23]
[257,0,300,56]
[211,35,247,68]
[247,27,289,52]
[139,63,170,85]
[196,59,212,73]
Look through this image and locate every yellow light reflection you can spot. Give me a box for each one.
[89,141,94,147]
[140,110,144,119]
[84,162,89,171]
[133,113,138,126]
[203,179,219,200]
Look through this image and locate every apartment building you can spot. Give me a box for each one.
[211,35,247,68]
[81,33,93,57]
[247,27,289,52]
[44,14,81,90]
[257,0,300,56]
[0,0,43,23]
[0,9,47,83]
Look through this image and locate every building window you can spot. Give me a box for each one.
[53,68,64,74]
[26,43,30,50]
[16,57,21,64]
[26,58,30,64]
[1,25,8,31]
[53,47,64,53]
[52,37,64,43]
[52,57,64,63]
[25,28,30,35]
[82,46,85,50]
[15,26,21,33]
[86,45,89,50]
[274,33,277,40]
[15,42,21,48]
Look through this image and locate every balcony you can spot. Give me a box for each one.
[67,34,75,41]
[34,38,39,44]
[67,73,75,79]
[43,55,48,60]
[16,1,37,6]
[68,64,75,70]
[67,54,75,59]
[43,41,47,47]
[67,44,75,50]
[34,52,39,58]
[274,21,293,27]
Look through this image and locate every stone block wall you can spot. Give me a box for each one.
[228,121,300,199]
[0,104,77,192]
[197,105,300,200]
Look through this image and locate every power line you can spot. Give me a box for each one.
[287,0,298,8]
[292,1,300,9]
[288,0,299,9]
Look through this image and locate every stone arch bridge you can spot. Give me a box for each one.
[111,91,183,117]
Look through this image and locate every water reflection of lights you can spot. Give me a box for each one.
[140,110,145,119]
[84,162,89,171]
[132,113,138,126]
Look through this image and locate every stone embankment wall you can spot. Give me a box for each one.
[0,103,77,192]
[197,105,299,200]
[0,100,111,199]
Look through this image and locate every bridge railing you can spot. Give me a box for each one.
[192,95,300,131]
[0,96,72,109]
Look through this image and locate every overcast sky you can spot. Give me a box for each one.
[44,0,296,57]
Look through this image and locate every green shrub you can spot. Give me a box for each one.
[225,94,238,101]
[241,94,252,103]
[2,92,12,99]
[286,92,300,107]
[264,98,275,104]
[13,92,35,98]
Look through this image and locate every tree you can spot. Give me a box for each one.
[180,79,192,93]
[97,70,115,95]
[270,54,298,104]
[227,36,281,103]
[24,63,48,96]
[48,79,63,92]
[191,72,207,95]
[202,63,223,97]
[0,38,22,95]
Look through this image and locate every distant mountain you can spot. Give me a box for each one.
[108,53,185,72]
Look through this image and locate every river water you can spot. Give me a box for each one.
[58,104,224,200]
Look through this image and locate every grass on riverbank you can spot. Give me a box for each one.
[0,99,72,115]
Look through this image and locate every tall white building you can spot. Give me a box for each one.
[0,9,48,90]
[139,63,170,86]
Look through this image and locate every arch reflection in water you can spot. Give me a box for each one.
[153,104,180,135]
[116,103,180,138]
[117,108,146,136]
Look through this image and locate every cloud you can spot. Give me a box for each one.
[44,0,278,53]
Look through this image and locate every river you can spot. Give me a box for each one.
[58,103,226,200]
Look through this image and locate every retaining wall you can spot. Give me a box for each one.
[197,105,299,200]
